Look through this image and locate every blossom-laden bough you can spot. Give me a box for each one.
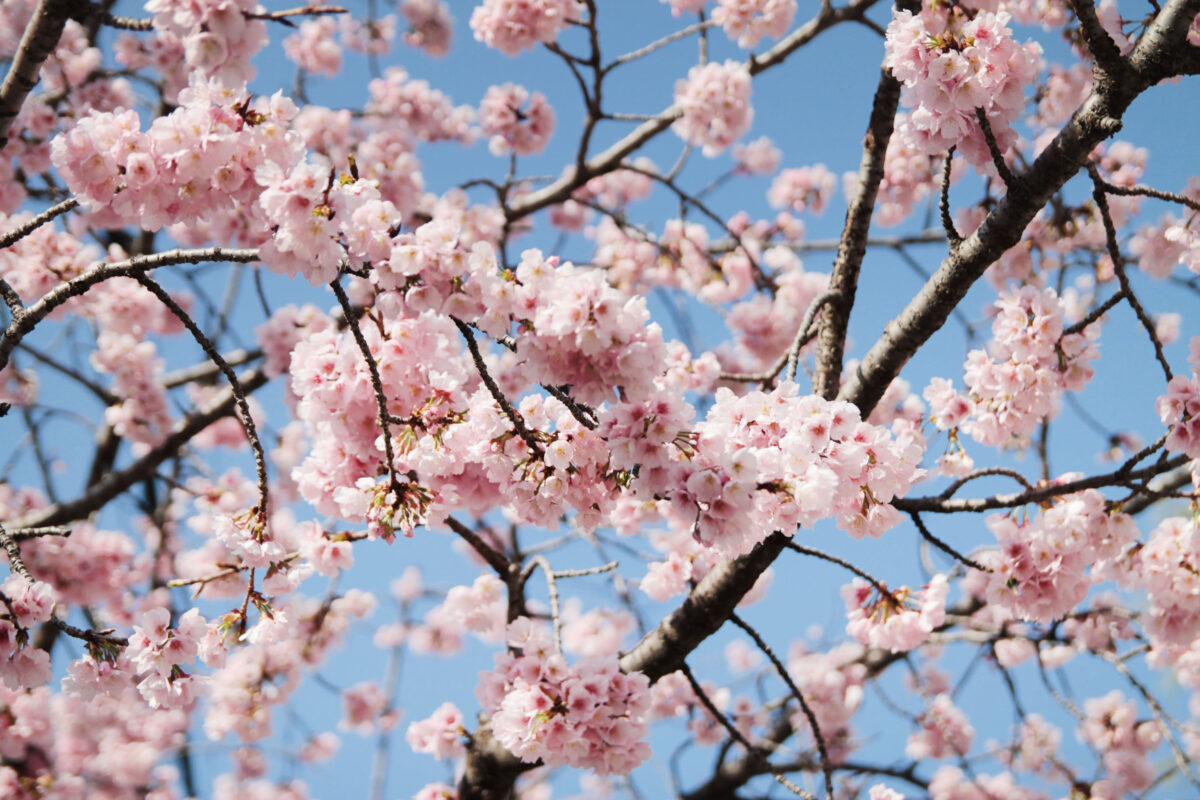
[1,0,1200,799]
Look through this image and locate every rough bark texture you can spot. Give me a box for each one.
[0,0,83,151]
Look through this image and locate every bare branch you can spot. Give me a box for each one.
[0,0,82,150]
[9,368,269,529]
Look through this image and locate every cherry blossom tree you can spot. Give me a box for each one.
[2,0,1200,798]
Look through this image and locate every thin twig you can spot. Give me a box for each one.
[679,663,816,800]
[529,555,564,653]
[329,279,402,494]
[131,273,270,516]
[0,197,79,250]
[0,247,260,372]
[907,512,989,572]
[940,148,961,245]
[729,613,835,799]
[1088,165,1174,382]
[974,108,1018,188]
[452,317,544,457]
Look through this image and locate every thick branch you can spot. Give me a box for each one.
[837,0,1199,411]
[0,0,83,150]
[812,24,912,398]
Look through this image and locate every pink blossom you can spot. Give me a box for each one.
[712,0,797,47]
[479,618,652,774]
[401,0,452,56]
[732,136,781,174]
[767,164,836,215]
[906,694,974,759]
[470,0,581,56]
[885,8,1041,174]
[283,18,342,76]
[843,574,948,652]
[479,83,555,156]
[672,61,754,156]
[406,702,466,759]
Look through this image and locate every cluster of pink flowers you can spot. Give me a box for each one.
[869,113,943,226]
[0,576,55,689]
[662,0,707,15]
[930,286,1098,447]
[1156,338,1200,458]
[926,767,1044,800]
[342,681,401,733]
[401,0,453,56]
[126,607,208,709]
[283,17,343,76]
[506,249,668,405]
[885,8,1041,173]
[145,0,268,87]
[16,517,145,611]
[343,15,398,57]
[712,0,797,47]
[255,303,335,379]
[0,681,190,797]
[733,136,781,174]
[785,642,868,761]
[906,693,974,760]
[842,574,948,652]
[90,332,173,455]
[439,574,506,640]
[672,61,754,156]
[666,384,924,557]
[1137,515,1200,661]
[257,163,401,284]
[51,81,303,234]
[406,701,466,759]
[976,488,1135,623]
[767,164,837,215]
[0,209,102,302]
[364,67,477,145]
[477,618,652,774]
[561,602,636,657]
[479,83,556,156]
[1077,691,1162,797]
[721,249,829,371]
[469,0,581,56]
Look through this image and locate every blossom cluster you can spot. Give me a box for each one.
[974,488,1135,623]
[927,286,1098,448]
[1137,514,1200,662]
[767,164,837,215]
[842,574,948,652]
[476,618,652,774]
[479,83,556,156]
[51,81,303,235]
[1155,337,1200,458]
[906,694,974,760]
[672,60,754,156]
[145,0,268,87]
[401,0,453,56]
[125,607,208,709]
[0,576,55,689]
[470,0,581,56]
[885,8,1042,173]
[1077,691,1163,797]
[632,383,925,558]
[712,0,797,47]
